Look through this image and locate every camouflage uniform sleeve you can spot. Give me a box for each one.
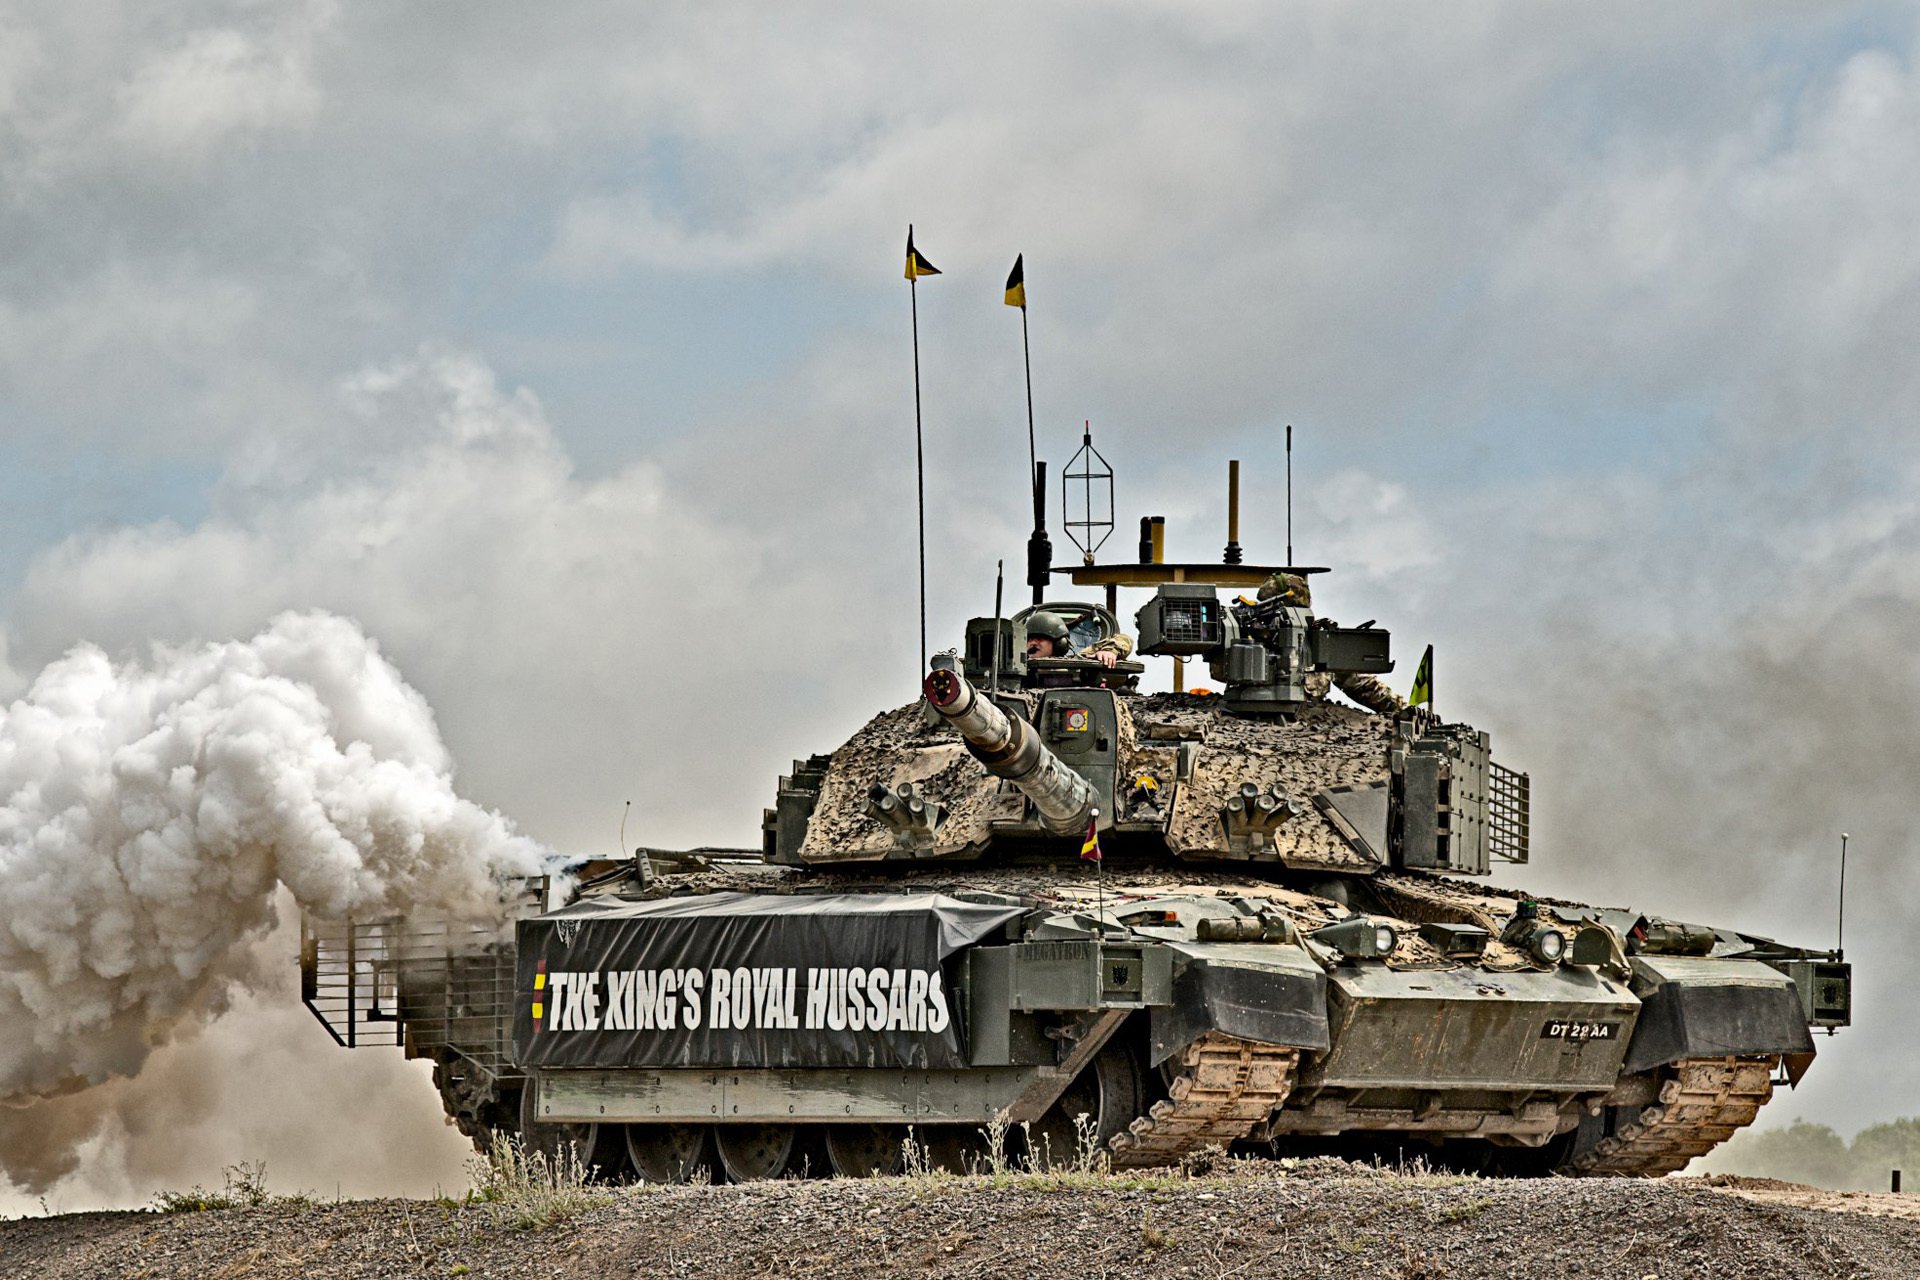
[1082,633,1135,660]
[1332,671,1406,716]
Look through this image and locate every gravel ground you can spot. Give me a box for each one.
[4,1159,1918,1280]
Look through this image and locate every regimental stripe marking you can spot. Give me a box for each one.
[532,959,547,1030]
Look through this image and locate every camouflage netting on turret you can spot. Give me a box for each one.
[798,701,1013,860]
[798,691,1398,871]
[1126,694,1393,872]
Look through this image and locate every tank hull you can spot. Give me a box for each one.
[484,876,1830,1179]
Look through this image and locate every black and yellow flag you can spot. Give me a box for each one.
[1408,644,1434,709]
[1004,254,1026,308]
[1080,814,1102,862]
[904,225,941,280]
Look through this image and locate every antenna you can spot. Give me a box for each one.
[990,559,1005,697]
[1285,424,1294,565]
[1837,832,1850,958]
[1063,423,1114,565]
[618,798,631,859]
[1026,461,1051,606]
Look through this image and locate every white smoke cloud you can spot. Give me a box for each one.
[0,609,544,1190]
[0,907,475,1211]
[5,346,918,857]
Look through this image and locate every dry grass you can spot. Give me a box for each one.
[464,1133,611,1231]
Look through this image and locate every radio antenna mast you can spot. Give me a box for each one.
[990,559,1004,697]
[1837,832,1850,958]
[1285,424,1294,565]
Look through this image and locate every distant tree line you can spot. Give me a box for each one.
[1700,1118,1920,1191]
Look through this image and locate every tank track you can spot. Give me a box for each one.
[1566,1055,1777,1177]
[1108,1033,1300,1168]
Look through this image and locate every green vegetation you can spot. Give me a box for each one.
[151,1161,314,1214]
[1704,1115,1920,1191]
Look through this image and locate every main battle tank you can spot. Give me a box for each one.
[301,457,1852,1183]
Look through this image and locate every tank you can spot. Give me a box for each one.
[300,459,1852,1183]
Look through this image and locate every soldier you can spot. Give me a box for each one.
[1024,610,1134,669]
[1258,573,1405,716]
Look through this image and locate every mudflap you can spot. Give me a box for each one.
[1148,942,1329,1066]
[1623,957,1815,1074]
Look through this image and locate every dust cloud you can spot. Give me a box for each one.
[0,612,544,1198]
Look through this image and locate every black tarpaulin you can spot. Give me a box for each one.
[512,893,1022,1069]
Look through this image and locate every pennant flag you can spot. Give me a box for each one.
[1080,814,1102,862]
[1004,254,1026,308]
[905,225,941,279]
[1409,644,1434,709]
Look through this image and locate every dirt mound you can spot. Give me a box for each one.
[1695,1171,1920,1224]
[4,1160,1918,1280]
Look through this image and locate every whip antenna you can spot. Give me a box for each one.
[991,559,1005,697]
[1286,424,1294,565]
[1838,832,1850,958]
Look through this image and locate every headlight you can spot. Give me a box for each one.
[1309,916,1397,960]
[1529,926,1567,965]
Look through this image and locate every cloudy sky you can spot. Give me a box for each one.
[4,0,1919,1208]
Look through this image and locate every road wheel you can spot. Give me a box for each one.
[714,1124,796,1181]
[515,1086,628,1181]
[917,1126,989,1173]
[625,1124,717,1184]
[1026,1042,1145,1170]
[824,1124,908,1177]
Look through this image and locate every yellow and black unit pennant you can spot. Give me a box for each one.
[1409,644,1434,709]
[1004,254,1026,308]
[905,225,941,280]
[1080,814,1102,862]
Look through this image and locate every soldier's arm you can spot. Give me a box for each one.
[1081,633,1136,668]
[1333,671,1406,716]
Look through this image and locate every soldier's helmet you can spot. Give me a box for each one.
[1257,572,1313,609]
[1026,611,1072,652]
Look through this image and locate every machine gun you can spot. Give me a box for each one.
[1134,581,1391,715]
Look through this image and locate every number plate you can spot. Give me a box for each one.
[1539,1020,1620,1042]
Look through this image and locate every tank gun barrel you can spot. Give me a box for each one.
[923,667,1097,836]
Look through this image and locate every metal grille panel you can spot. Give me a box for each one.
[300,878,544,1080]
[1159,599,1211,644]
[1488,761,1530,864]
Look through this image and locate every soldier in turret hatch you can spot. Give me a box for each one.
[1024,610,1136,669]
[1259,573,1406,716]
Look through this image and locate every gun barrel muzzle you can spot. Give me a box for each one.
[923,668,1096,835]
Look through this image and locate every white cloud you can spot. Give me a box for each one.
[115,15,328,160]
[7,349,885,855]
